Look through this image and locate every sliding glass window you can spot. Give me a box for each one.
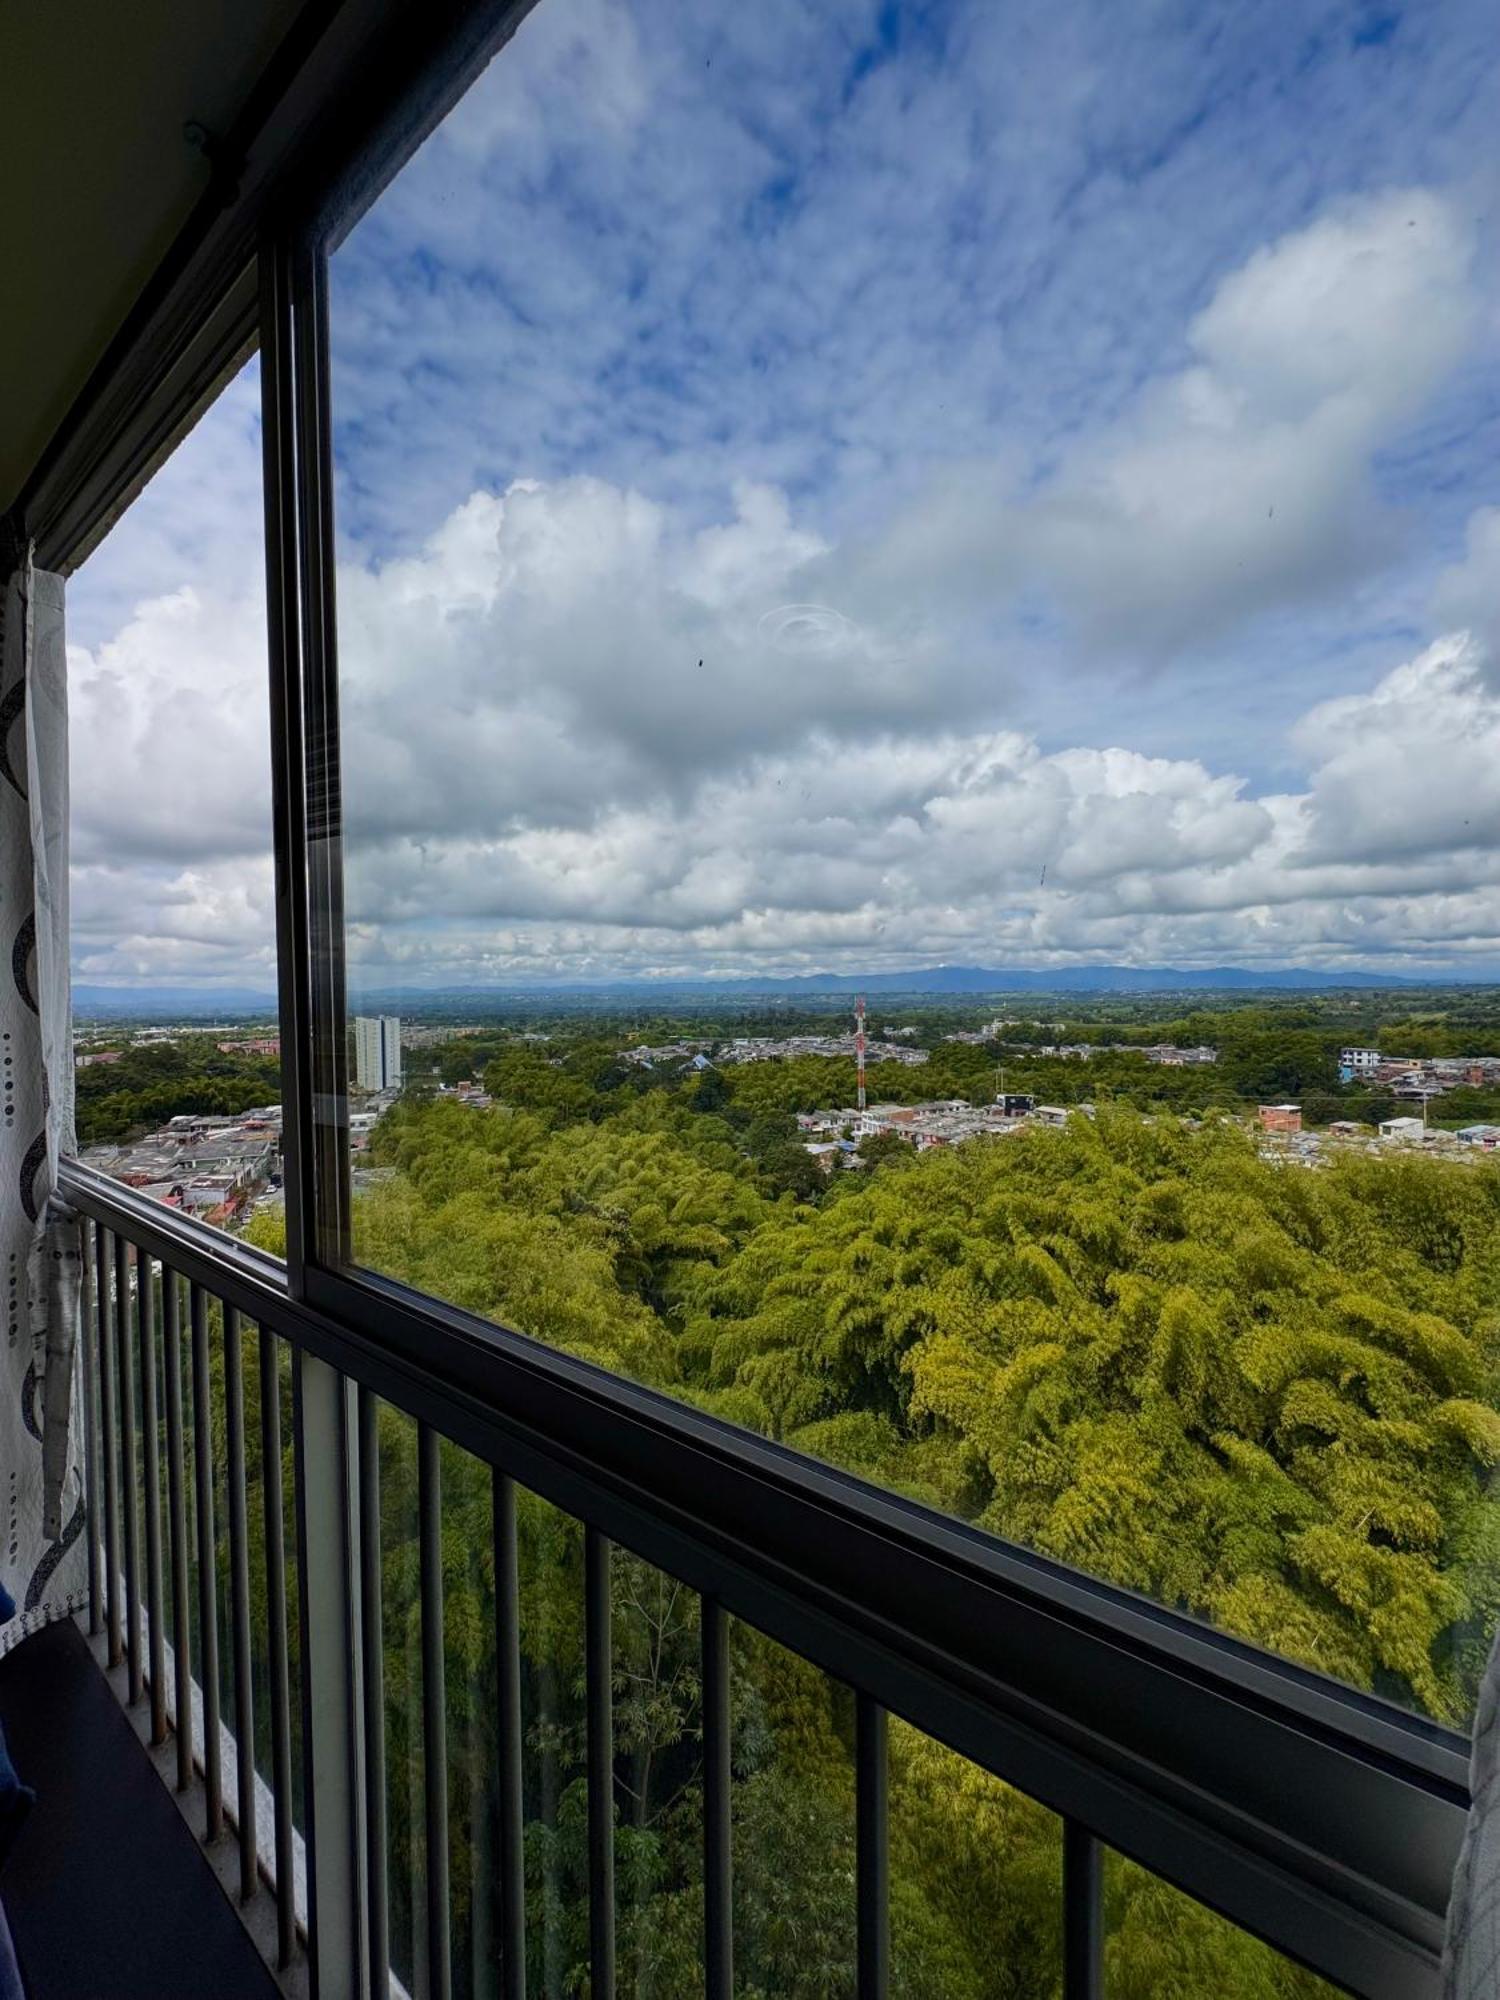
[68,359,287,1250]
[324,0,1500,1739]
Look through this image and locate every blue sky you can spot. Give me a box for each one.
[67,0,1500,988]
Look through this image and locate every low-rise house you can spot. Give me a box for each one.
[1258,1105,1302,1135]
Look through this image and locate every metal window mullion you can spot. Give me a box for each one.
[418,1423,452,2000]
[191,1281,224,1838]
[138,1247,167,1744]
[1063,1820,1103,2000]
[162,1266,194,1789]
[224,1302,258,1901]
[115,1229,141,1705]
[262,229,313,1292]
[289,235,350,1273]
[492,1469,525,2000]
[856,1694,889,2000]
[260,1326,298,1968]
[586,1526,615,2000]
[269,230,366,2000]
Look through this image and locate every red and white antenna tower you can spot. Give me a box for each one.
[855,993,867,1113]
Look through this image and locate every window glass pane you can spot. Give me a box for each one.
[327,0,1500,1729]
[68,359,285,1248]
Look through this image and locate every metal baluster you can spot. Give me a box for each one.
[79,1224,100,1632]
[359,1387,390,2000]
[224,1303,258,1899]
[856,1695,889,2000]
[162,1267,193,1789]
[138,1247,167,1744]
[260,1327,297,1966]
[492,1470,525,2000]
[96,1224,121,1666]
[585,1526,615,2000]
[80,1227,100,1634]
[191,1282,224,1839]
[419,1424,452,2000]
[1063,1820,1103,2000]
[116,1230,141,1705]
[702,1597,732,2000]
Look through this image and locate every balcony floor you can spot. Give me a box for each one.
[0,1619,282,2000]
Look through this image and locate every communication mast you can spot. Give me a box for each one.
[855,994,867,1113]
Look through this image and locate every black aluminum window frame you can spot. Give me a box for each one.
[20,2,1475,1993]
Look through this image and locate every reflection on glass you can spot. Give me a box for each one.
[328,0,1500,1745]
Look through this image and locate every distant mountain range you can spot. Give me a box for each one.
[72,962,1461,1018]
[72,986,280,1017]
[687,964,1423,994]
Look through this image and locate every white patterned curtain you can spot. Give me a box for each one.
[0,552,85,1654]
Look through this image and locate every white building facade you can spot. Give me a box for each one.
[354,1014,403,1092]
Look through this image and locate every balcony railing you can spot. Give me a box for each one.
[60,1154,1471,2000]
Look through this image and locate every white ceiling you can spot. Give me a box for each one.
[0,0,312,514]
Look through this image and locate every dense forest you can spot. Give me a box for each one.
[230,1025,1500,1999]
[76,1035,281,1146]
[425,994,1500,1129]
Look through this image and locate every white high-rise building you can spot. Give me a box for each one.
[354,1014,403,1092]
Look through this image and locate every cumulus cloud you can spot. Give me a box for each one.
[324,627,1500,979]
[828,189,1477,657]
[63,0,1500,989]
[70,460,1500,984]
[69,583,271,868]
[1435,508,1500,681]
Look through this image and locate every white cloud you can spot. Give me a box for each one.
[67,582,271,867]
[325,627,1498,979]
[67,452,1500,989]
[831,189,1478,658]
[1434,507,1500,680]
[1293,634,1500,865]
[65,99,1500,990]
